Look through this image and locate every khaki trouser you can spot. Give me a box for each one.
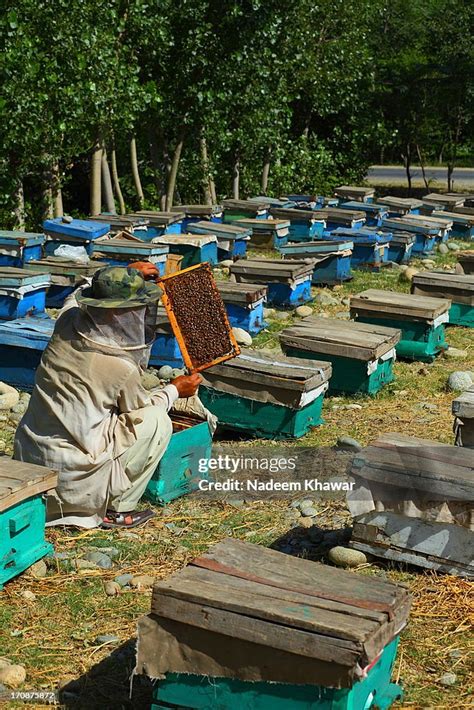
[108,405,173,512]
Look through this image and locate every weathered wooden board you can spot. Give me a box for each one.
[216,282,268,305]
[350,289,450,321]
[131,210,184,225]
[0,457,58,512]
[230,258,314,283]
[318,207,366,221]
[411,271,474,305]
[423,193,465,207]
[350,433,474,501]
[351,511,473,578]
[452,388,474,419]
[432,211,474,226]
[280,317,400,361]
[170,204,222,215]
[222,199,269,211]
[269,208,325,222]
[152,537,410,667]
[334,186,375,200]
[452,206,474,216]
[378,196,423,210]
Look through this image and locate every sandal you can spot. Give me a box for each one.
[102,509,156,529]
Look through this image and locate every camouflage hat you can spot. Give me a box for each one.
[77,266,161,309]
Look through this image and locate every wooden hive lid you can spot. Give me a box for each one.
[235,218,290,229]
[132,210,184,224]
[350,289,451,320]
[202,350,332,393]
[0,266,51,287]
[25,258,106,277]
[334,185,375,197]
[432,210,474,225]
[269,207,326,221]
[0,457,57,512]
[222,199,269,211]
[318,207,366,220]
[91,214,149,227]
[350,433,474,501]
[280,317,401,361]
[153,233,217,246]
[412,271,474,291]
[216,281,268,304]
[170,204,222,215]
[400,214,453,228]
[452,206,474,216]
[151,537,411,672]
[229,258,314,281]
[452,387,474,419]
[187,221,250,237]
[378,196,423,209]
[423,193,465,205]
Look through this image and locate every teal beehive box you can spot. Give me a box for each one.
[411,271,474,328]
[0,458,57,590]
[350,289,450,362]
[135,538,410,710]
[145,412,212,505]
[199,351,332,439]
[280,317,400,395]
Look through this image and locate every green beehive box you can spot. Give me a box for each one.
[136,538,410,710]
[411,271,474,327]
[199,351,332,439]
[152,638,401,710]
[145,413,213,505]
[279,317,400,396]
[350,289,450,362]
[0,458,57,590]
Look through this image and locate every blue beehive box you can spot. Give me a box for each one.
[217,282,268,335]
[339,201,388,226]
[0,231,45,267]
[187,221,249,260]
[200,352,331,438]
[145,412,212,504]
[432,210,474,239]
[139,538,410,710]
[91,235,169,274]
[280,316,401,395]
[152,233,218,268]
[381,218,438,255]
[319,208,366,234]
[280,240,353,285]
[269,208,326,242]
[236,218,291,250]
[25,257,107,307]
[43,217,110,256]
[129,211,184,240]
[0,268,51,320]
[0,458,57,590]
[171,204,223,230]
[329,229,390,271]
[0,314,55,389]
[149,308,184,369]
[385,231,415,263]
[377,197,423,217]
[412,271,474,328]
[229,258,314,308]
[334,185,375,203]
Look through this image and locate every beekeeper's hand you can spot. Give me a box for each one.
[171,374,202,398]
[129,261,159,280]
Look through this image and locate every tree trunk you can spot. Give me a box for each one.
[90,137,103,215]
[43,184,53,220]
[13,179,26,230]
[447,163,454,192]
[402,143,412,193]
[101,148,117,214]
[165,131,185,211]
[261,149,271,194]
[52,162,64,218]
[415,144,429,190]
[110,144,126,215]
[199,134,212,205]
[130,136,144,208]
[232,153,240,200]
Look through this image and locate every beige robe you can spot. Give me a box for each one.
[13,309,177,528]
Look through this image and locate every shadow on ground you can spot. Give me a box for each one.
[59,640,153,709]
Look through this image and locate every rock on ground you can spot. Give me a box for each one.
[336,435,362,452]
[328,546,367,568]
[232,327,252,345]
[447,371,473,392]
[399,267,418,283]
[444,347,467,360]
[141,371,161,390]
[220,260,233,268]
[447,242,460,251]
[130,574,155,589]
[0,382,19,411]
[19,590,36,601]
[314,292,339,306]
[114,573,133,587]
[439,672,457,687]
[263,307,276,318]
[27,559,47,578]
[104,581,121,596]
[295,305,313,317]
[158,365,173,380]
[438,243,449,255]
[0,664,26,688]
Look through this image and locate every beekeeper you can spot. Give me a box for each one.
[14,265,201,529]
